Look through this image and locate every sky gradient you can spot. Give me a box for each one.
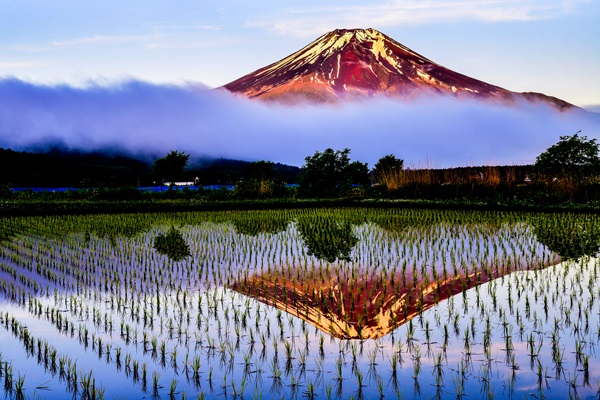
[1,0,599,108]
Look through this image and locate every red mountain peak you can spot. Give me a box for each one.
[224,28,574,109]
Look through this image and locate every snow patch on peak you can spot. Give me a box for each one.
[369,35,386,60]
[260,30,356,75]
[369,36,404,74]
[255,28,406,80]
[354,28,384,43]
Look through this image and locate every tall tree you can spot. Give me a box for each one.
[234,160,282,199]
[348,160,371,187]
[153,150,189,185]
[244,160,275,180]
[298,148,368,198]
[535,132,600,182]
[373,155,404,182]
[371,154,405,190]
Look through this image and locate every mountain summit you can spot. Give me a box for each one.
[224,28,573,109]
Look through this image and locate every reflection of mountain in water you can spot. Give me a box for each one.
[232,219,563,340]
[232,254,558,340]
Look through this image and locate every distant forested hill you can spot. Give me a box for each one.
[0,148,301,188]
[0,148,150,187]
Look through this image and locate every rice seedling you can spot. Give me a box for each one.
[14,373,25,400]
[152,371,161,397]
[169,379,178,399]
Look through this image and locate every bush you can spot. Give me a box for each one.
[206,187,232,201]
[0,184,12,199]
[373,154,404,189]
[233,178,292,199]
[92,187,143,201]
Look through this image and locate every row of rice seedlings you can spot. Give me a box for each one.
[0,310,107,399]
[0,351,27,400]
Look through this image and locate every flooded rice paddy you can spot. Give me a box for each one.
[0,208,599,399]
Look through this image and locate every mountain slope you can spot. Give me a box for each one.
[224,28,574,109]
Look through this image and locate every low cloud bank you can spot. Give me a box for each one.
[584,105,600,113]
[1,78,598,167]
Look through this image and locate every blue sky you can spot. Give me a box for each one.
[1,0,599,107]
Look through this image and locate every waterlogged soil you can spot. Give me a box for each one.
[0,209,599,399]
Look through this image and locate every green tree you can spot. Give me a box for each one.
[348,160,371,187]
[535,133,600,182]
[234,160,287,199]
[153,150,190,185]
[373,155,404,182]
[297,148,368,198]
[244,160,275,180]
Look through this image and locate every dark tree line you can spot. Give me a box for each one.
[0,148,149,188]
[0,148,301,188]
[2,133,598,199]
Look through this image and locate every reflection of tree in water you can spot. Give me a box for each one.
[0,219,59,243]
[94,221,151,242]
[231,215,290,236]
[297,216,358,262]
[370,210,505,236]
[154,227,191,262]
[0,215,153,248]
[86,219,152,247]
[369,214,419,235]
[533,215,600,260]
[0,220,20,243]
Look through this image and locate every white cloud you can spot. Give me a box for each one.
[149,24,222,32]
[247,0,588,37]
[1,78,599,167]
[584,104,600,113]
[51,34,156,48]
[46,26,232,51]
[0,60,46,69]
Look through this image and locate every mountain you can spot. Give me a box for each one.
[224,28,574,110]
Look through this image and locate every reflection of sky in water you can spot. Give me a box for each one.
[0,214,598,399]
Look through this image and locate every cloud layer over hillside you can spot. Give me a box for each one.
[1,79,598,167]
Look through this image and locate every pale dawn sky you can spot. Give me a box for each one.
[1,0,599,107]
